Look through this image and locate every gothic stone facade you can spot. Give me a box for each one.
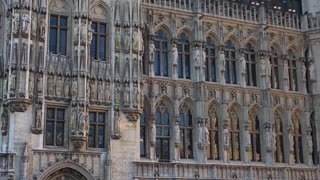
[0,0,320,179]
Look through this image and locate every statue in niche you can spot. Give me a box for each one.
[12,13,20,34]
[197,123,204,148]
[71,79,77,98]
[172,44,178,66]
[88,22,93,43]
[21,13,30,34]
[124,83,130,107]
[115,30,121,49]
[10,71,16,92]
[266,59,271,77]
[288,129,294,152]
[132,30,139,50]
[98,81,103,101]
[114,109,120,136]
[283,59,289,79]
[31,15,37,37]
[220,52,225,71]
[105,82,110,102]
[223,125,229,147]
[309,60,316,81]
[302,63,306,81]
[132,84,139,107]
[47,76,54,96]
[81,23,87,43]
[37,76,43,94]
[29,75,34,97]
[204,121,210,147]
[261,59,266,75]
[244,128,251,150]
[307,131,313,152]
[124,30,131,51]
[150,120,156,146]
[202,49,206,69]
[35,108,42,129]
[78,111,88,136]
[70,108,77,135]
[173,120,180,145]
[64,78,70,97]
[240,54,246,74]
[265,125,272,151]
[115,82,121,104]
[89,80,95,100]
[272,129,276,150]
[39,18,46,39]
[124,58,130,81]
[56,76,63,97]
[149,41,156,62]
[194,47,201,68]
[74,24,79,42]
[81,0,88,12]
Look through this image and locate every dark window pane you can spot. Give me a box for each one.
[56,122,64,146]
[90,35,97,60]
[89,112,96,122]
[178,55,183,78]
[60,17,67,27]
[162,52,168,76]
[211,60,216,82]
[47,108,55,119]
[91,23,97,32]
[89,125,95,147]
[99,36,106,61]
[163,111,169,125]
[99,24,106,33]
[98,125,105,148]
[45,121,54,145]
[185,55,190,79]
[140,112,145,124]
[57,109,65,120]
[49,29,57,54]
[154,52,160,76]
[59,30,67,55]
[155,111,161,125]
[98,113,105,123]
[50,16,58,26]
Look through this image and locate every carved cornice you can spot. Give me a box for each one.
[6,99,31,112]
[123,108,143,122]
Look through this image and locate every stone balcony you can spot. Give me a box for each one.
[134,161,319,179]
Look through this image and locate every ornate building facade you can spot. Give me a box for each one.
[0,0,319,179]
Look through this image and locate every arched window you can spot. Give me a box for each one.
[154,29,168,76]
[244,43,257,86]
[90,22,107,61]
[140,110,146,157]
[288,50,298,91]
[274,111,284,163]
[248,109,261,161]
[205,37,216,82]
[179,104,193,159]
[292,112,303,163]
[155,102,170,161]
[225,40,237,84]
[227,108,240,161]
[207,107,219,160]
[270,47,280,89]
[177,33,191,79]
[49,15,68,55]
[310,112,319,165]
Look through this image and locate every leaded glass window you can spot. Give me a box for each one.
[227,108,240,161]
[205,37,216,82]
[225,40,237,84]
[292,113,303,163]
[271,47,280,89]
[154,30,168,76]
[45,108,65,146]
[274,111,284,163]
[90,22,107,61]
[155,102,170,161]
[88,112,106,148]
[288,50,298,91]
[140,110,146,157]
[179,105,193,159]
[248,110,261,162]
[310,113,319,165]
[177,33,191,79]
[244,43,257,86]
[49,15,67,55]
[207,107,219,160]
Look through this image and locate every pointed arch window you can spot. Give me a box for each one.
[205,37,216,82]
[310,113,319,165]
[225,40,237,84]
[292,113,303,163]
[179,105,193,159]
[177,33,191,79]
[274,111,284,163]
[248,110,261,161]
[288,50,298,91]
[244,43,257,86]
[154,30,168,76]
[207,107,219,160]
[90,22,107,61]
[49,15,68,55]
[227,109,240,161]
[270,47,280,89]
[155,102,170,161]
[140,110,146,157]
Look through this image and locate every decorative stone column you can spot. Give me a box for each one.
[173,116,180,161]
[239,49,246,87]
[306,128,314,166]
[244,122,251,163]
[222,121,229,162]
[148,38,155,77]
[264,122,273,164]
[288,126,295,164]
[283,55,289,92]
[259,51,271,89]
[172,39,178,80]
[219,46,225,85]
[149,115,156,160]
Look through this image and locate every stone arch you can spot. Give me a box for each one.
[156,95,174,109]
[286,44,302,58]
[205,31,221,46]
[208,100,222,123]
[270,42,282,54]
[153,23,173,38]
[248,104,263,121]
[90,1,111,21]
[242,37,258,51]
[227,102,243,116]
[224,35,240,49]
[176,27,193,41]
[38,161,96,180]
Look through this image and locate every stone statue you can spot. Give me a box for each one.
[150,119,156,146]
[10,71,16,91]
[64,79,70,97]
[98,81,103,101]
[78,111,87,135]
[31,15,37,37]
[132,30,139,49]
[244,129,251,148]
[124,30,131,50]
[114,110,120,136]
[220,53,225,71]
[172,44,178,66]
[90,80,95,100]
[70,108,77,134]
[302,63,306,81]
[309,61,316,81]
[223,127,229,146]
[21,13,30,34]
[204,124,210,146]
[307,131,313,152]
[115,84,121,104]
[105,82,110,102]
[35,108,42,128]
[56,77,63,97]
[29,75,34,96]
[240,54,246,74]
[283,60,289,79]
[133,85,139,107]
[149,41,156,63]
[194,47,201,68]
[88,22,93,43]
[81,0,88,12]
[288,130,294,152]
[174,120,180,145]
[197,123,204,148]
[266,59,271,77]
[47,76,54,96]
[124,83,130,107]
[272,130,276,150]
[81,23,88,43]
[115,30,121,49]
[71,80,77,98]
[265,128,272,151]
[12,13,20,34]
[202,49,206,68]
[37,76,43,94]
[74,25,79,41]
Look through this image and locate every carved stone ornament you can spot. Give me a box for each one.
[70,135,86,152]
[31,106,43,134]
[8,99,31,112]
[1,107,8,136]
[123,108,143,122]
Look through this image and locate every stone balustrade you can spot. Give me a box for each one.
[134,161,319,179]
[0,153,15,178]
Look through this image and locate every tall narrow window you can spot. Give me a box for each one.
[90,22,107,61]
[140,110,146,157]
[310,113,319,165]
[227,108,240,161]
[274,111,284,163]
[45,108,65,146]
[88,112,106,148]
[179,105,193,159]
[244,43,257,86]
[225,40,237,84]
[288,50,298,91]
[155,102,170,161]
[270,47,280,89]
[49,15,67,55]
[207,107,219,160]
[205,37,216,82]
[177,33,191,79]
[248,110,261,161]
[154,30,168,76]
[292,113,303,163]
